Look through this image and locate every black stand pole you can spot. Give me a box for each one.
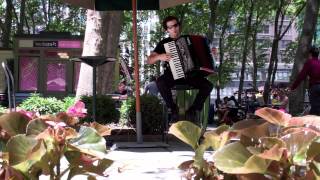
[72,56,116,121]
[92,66,97,120]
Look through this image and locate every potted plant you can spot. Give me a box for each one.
[0,101,113,179]
[169,108,320,179]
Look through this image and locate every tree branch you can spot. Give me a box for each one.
[0,19,5,31]
[279,2,306,39]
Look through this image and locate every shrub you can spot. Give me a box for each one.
[0,105,6,114]
[119,97,134,125]
[18,93,64,115]
[62,96,76,111]
[120,95,164,134]
[80,95,120,124]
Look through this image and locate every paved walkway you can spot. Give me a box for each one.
[67,141,213,180]
[104,141,196,179]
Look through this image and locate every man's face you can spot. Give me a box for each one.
[166,19,180,39]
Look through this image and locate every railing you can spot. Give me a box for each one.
[1,61,16,112]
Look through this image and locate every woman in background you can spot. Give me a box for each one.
[290,46,320,115]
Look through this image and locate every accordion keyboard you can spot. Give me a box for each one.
[164,41,185,80]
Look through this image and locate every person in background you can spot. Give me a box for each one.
[271,89,280,106]
[248,93,260,114]
[114,81,127,95]
[114,80,131,100]
[290,46,320,115]
[256,90,265,107]
[144,76,159,96]
[217,97,232,125]
[278,89,289,113]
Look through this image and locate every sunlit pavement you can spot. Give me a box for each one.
[104,143,193,179]
[103,139,215,179]
[53,141,213,180]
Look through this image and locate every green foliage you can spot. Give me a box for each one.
[80,95,120,124]
[119,97,135,125]
[169,121,231,179]
[62,96,76,112]
[120,95,164,134]
[0,105,6,114]
[18,94,64,115]
[282,41,298,64]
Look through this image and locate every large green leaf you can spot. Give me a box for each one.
[232,119,270,139]
[203,131,232,150]
[213,142,271,174]
[310,161,320,178]
[307,137,320,161]
[169,121,201,150]
[26,119,48,136]
[7,135,46,174]
[211,124,230,135]
[68,126,107,155]
[255,108,291,126]
[246,137,286,161]
[0,112,30,136]
[65,151,113,178]
[256,137,286,161]
[281,130,318,166]
[289,115,320,129]
[260,137,286,149]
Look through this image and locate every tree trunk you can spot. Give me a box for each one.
[263,40,279,103]
[17,0,26,34]
[76,10,123,98]
[271,55,278,86]
[263,0,305,104]
[252,30,258,91]
[238,0,254,103]
[215,0,234,101]
[1,0,13,48]
[217,35,224,101]
[41,0,48,25]
[208,0,219,43]
[97,11,123,94]
[263,0,282,104]
[289,0,319,115]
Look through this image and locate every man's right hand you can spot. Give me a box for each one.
[158,53,172,62]
[147,52,171,64]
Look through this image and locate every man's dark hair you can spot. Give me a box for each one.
[309,46,319,58]
[162,16,180,30]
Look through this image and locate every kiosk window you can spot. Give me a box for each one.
[46,63,66,91]
[19,56,39,91]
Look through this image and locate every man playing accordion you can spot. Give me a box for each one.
[147,16,214,124]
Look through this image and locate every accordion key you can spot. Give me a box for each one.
[164,35,215,80]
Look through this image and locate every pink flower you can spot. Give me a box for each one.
[67,101,87,118]
[279,108,287,113]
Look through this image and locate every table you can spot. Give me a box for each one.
[72,56,116,121]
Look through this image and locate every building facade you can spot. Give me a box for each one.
[210,18,298,99]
